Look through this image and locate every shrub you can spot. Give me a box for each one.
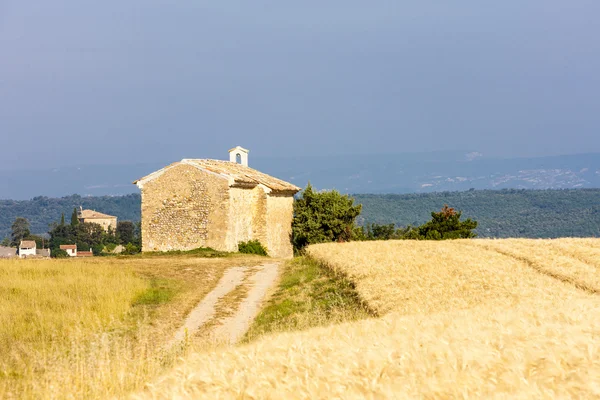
[238,240,268,256]
[51,249,69,258]
[292,183,362,251]
[122,243,140,255]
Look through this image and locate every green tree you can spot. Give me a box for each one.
[71,208,79,226]
[11,217,31,246]
[60,213,65,226]
[292,183,362,251]
[417,205,478,240]
[1,237,10,247]
[74,222,104,249]
[116,221,135,245]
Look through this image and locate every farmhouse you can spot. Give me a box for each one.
[18,240,36,258]
[78,208,117,232]
[134,146,300,258]
[60,244,77,257]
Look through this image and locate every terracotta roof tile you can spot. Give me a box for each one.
[19,240,36,248]
[135,159,300,194]
[60,244,77,250]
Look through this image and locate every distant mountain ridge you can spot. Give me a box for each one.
[1,151,599,200]
[1,188,598,240]
[354,189,600,239]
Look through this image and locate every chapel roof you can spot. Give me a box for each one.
[134,159,300,194]
[19,240,36,248]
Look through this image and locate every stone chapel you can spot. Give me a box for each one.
[133,146,300,258]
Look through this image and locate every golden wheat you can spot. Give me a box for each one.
[145,238,600,399]
[144,296,600,399]
[305,239,592,315]
[465,238,600,292]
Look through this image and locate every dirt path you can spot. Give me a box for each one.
[210,263,280,344]
[170,262,280,347]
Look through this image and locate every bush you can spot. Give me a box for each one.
[292,183,362,251]
[51,249,69,258]
[238,240,268,256]
[122,243,140,255]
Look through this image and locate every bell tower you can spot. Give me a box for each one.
[228,146,249,167]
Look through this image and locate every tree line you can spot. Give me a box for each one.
[291,184,478,252]
[5,208,141,257]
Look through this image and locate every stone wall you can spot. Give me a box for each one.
[82,217,117,232]
[140,164,230,252]
[265,194,295,259]
[227,186,255,250]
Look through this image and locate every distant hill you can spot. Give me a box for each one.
[354,189,600,238]
[1,151,599,200]
[1,189,599,240]
[0,194,141,239]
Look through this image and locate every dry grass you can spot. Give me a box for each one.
[305,240,591,316]
[145,238,600,399]
[0,254,266,399]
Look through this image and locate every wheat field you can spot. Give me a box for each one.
[146,238,600,399]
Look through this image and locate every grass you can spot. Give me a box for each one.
[243,256,374,343]
[136,246,231,258]
[145,238,600,398]
[0,253,267,399]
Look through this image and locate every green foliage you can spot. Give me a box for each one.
[51,249,69,258]
[416,205,478,240]
[91,244,104,256]
[142,247,229,258]
[132,278,176,306]
[354,189,600,238]
[354,206,477,241]
[243,257,373,342]
[0,237,9,247]
[116,221,135,245]
[122,243,140,255]
[11,217,30,246]
[70,208,79,226]
[60,213,65,226]
[0,193,141,239]
[292,183,362,251]
[48,213,140,256]
[238,240,268,256]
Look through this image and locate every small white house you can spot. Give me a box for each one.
[18,240,37,258]
[60,244,77,257]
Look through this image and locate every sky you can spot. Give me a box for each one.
[1,1,599,171]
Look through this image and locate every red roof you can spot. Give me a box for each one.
[77,251,94,257]
[60,244,77,250]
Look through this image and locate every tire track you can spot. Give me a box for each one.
[459,241,600,295]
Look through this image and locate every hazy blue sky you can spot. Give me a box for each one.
[1,1,599,170]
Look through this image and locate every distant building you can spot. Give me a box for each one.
[0,246,17,258]
[18,240,36,258]
[133,146,300,258]
[60,244,77,257]
[77,249,94,257]
[78,208,118,232]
